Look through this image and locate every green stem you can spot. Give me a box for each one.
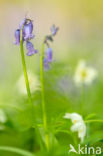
[81,84,90,155]
[40,41,50,150]
[0,146,34,156]
[85,119,103,123]
[20,30,33,124]
[81,84,85,111]
[20,29,45,152]
[20,32,32,104]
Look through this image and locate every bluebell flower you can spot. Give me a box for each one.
[43,58,50,70]
[43,24,59,70]
[14,17,38,56]
[46,47,53,62]
[23,21,34,41]
[26,41,38,56]
[50,24,59,36]
[14,29,20,45]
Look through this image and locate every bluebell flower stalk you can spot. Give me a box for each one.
[14,20,59,151]
[19,21,45,151]
[14,18,52,153]
[14,17,39,126]
[40,38,50,150]
[40,25,59,149]
[20,25,34,122]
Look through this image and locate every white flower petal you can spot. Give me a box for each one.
[63,113,71,119]
[74,60,98,86]
[71,122,83,132]
[64,112,86,142]
[78,123,86,142]
[64,112,83,123]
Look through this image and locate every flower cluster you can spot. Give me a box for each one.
[64,112,86,142]
[14,18,38,56]
[74,60,98,86]
[43,25,59,70]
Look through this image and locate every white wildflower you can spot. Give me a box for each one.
[64,113,86,142]
[17,71,40,95]
[74,60,98,86]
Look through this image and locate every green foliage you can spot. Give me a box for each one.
[0,51,103,155]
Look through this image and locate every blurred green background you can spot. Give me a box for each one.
[0,0,103,155]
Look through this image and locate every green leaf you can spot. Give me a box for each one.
[0,146,34,156]
[85,113,96,120]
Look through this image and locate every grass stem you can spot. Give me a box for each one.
[40,40,50,150]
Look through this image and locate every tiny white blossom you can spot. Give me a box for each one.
[74,60,98,86]
[64,113,86,142]
[17,71,40,95]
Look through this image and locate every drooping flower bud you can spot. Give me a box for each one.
[43,24,59,70]
[23,21,34,41]
[14,29,20,45]
[14,17,38,56]
[50,25,59,36]
[26,41,38,56]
